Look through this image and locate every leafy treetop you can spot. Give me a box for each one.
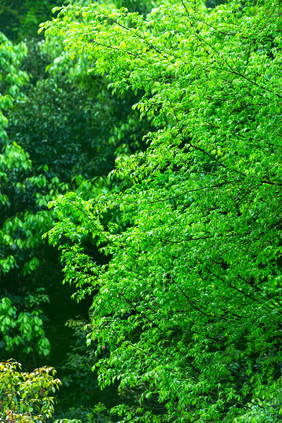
[44,0,281,421]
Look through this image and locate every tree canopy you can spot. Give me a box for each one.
[44,0,282,421]
[0,0,281,421]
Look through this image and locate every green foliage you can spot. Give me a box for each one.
[0,32,40,277]
[0,32,28,137]
[0,0,64,41]
[205,0,226,8]
[8,73,133,183]
[0,296,51,355]
[0,360,61,422]
[114,0,161,14]
[0,116,61,289]
[45,0,282,421]
[54,402,113,423]
[66,0,160,14]
[2,9,145,417]
[86,403,113,422]
[0,33,51,356]
[57,319,98,404]
[2,13,140,418]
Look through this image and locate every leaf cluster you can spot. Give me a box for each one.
[0,359,61,422]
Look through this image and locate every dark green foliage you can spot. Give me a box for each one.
[0,0,63,41]
[205,0,226,8]
[7,73,146,184]
[115,0,160,13]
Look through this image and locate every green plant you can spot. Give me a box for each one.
[44,0,281,421]
[0,360,61,422]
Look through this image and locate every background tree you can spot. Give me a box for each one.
[0,31,53,358]
[0,0,63,41]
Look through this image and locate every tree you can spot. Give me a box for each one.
[0,360,61,422]
[0,32,53,357]
[0,0,64,41]
[45,0,282,421]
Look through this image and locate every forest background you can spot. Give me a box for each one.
[0,0,281,422]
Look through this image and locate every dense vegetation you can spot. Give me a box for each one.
[0,0,281,422]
